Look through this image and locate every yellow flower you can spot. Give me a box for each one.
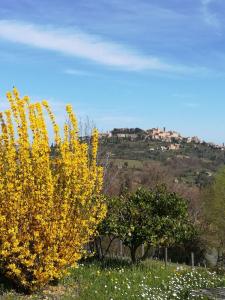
[0,88,106,292]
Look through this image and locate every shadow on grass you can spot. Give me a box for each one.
[80,256,133,270]
[0,271,47,296]
[0,273,21,295]
[0,273,65,298]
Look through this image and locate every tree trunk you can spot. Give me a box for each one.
[165,247,168,268]
[94,236,103,260]
[130,246,137,263]
[104,235,116,257]
[141,244,152,261]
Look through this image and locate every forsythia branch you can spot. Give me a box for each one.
[0,88,106,292]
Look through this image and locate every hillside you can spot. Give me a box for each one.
[99,133,225,188]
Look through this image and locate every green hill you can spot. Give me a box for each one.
[99,137,225,187]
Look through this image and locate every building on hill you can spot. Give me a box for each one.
[146,127,181,142]
[99,131,112,139]
[111,128,145,140]
[101,127,204,145]
[183,136,201,144]
[168,131,181,139]
[115,133,138,139]
[168,143,180,150]
[186,137,193,143]
[191,136,201,144]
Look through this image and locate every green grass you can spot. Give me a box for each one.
[60,259,225,300]
[0,258,224,299]
[61,258,177,299]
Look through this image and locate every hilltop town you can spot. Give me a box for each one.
[98,127,225,188]
[99,127,225,151]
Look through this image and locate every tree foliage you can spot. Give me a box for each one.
[0,88,106,291]
[203,167,225,252]
[103,186,195,263]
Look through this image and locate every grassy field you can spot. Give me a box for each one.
[0,258,225,299]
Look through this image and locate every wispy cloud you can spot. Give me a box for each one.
[172,93,200,108]
[64,69,93,76]
[0,20,191,73]
[201,0,220,29]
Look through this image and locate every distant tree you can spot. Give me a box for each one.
[103,186,194,263]
[203,167,225,261]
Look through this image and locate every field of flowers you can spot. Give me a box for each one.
[0,258,225,299]
[60,258,224,300]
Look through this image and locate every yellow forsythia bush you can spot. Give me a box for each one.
[0,88,106,292]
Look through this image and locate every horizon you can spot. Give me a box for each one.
[0,1,225,143]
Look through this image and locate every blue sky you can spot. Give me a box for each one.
[0,0,225,142]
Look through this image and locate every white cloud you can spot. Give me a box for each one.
[0,20,189,72]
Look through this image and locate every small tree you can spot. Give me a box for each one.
[104,186,194,263]
[0,89,106,292]
[150,185,194,248]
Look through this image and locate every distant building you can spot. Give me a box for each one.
[99,131,112,138]
[101,127,206,147]
[113,133,138,140]
[185,136,201,144]
[168,143,180,150]
[191,136,201,144]
[115,133,126,138]
[186,137,192,143]
[111,128,144,140]
[160,146,167,151]
[146,127,181,142]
